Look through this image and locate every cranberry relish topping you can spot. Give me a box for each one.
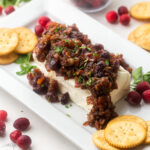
[33,22,131,129]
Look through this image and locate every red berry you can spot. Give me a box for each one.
[10,130,22,143]
[0,6,3,15]
[118,6,128,15]
[127,91,142,105]
[13,118,30,131]
[45,21,52,29]
[142,89,150,103]
[136,81,150,94]
[0,110,7,121]
[17,135,32,150]
[5,6,15,15]
[106,11,118,24]
[119,14,130,25]
[35,25,44,37]
[0,121,6,136]
[38,16,51,27]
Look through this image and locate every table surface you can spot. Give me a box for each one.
[0,0,149,150]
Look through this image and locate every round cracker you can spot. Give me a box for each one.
[92,130,120,150]
[104,120,146,149]
[109,115,147,130]
[130,2,150,20]
[0,52,18,65]
[145,121,150,144]
[13,27,38,54]
[0,28,18,56]
[128,24,150,51]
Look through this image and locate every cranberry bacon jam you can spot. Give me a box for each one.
[29,22,131,129]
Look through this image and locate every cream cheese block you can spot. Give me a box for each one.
[33,54,131,112]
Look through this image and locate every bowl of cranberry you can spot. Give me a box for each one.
[71,0,111,13]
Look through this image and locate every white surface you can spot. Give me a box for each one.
[0,0,150,150]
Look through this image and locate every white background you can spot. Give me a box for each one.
[0,0,150,150]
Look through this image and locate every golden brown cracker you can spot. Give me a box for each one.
[145,121,150,144]
[0,28,18,56]
[130,2,150,20]
[92,130,120,150]
[128,24,150,51]
[0,52,18,65]
[109,115,147,130]
[13,27,38,54]
[104,120,146,149]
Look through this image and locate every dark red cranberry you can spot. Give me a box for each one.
[49,57,60,70]
[35,24,44,37]
[38,16,51,27]
[17,135,32,150]
[46,91,59,102]
[49,79,59,93]
[127,91,142,105]
[118,6,128,16]
[45,21,53,29]
[142,89,150,103]
[5,6,15,15]
[136,81,150,94]
[13,118,30,131]
[0,6,3,15]
[10,130,22,143]
[101,50,110,58]
[0,110,7,121]
[61,92,70,105]
[106,11,118,24]
[0,121,6,136]
[119,14,130,25]
[93,44,104,51]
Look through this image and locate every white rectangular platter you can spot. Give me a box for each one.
[0,0,150,149]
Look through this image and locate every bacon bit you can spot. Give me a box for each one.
[37,77,44,85]
[86,96,94,105]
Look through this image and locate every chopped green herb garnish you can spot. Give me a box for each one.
[63,33,67,36]
[16,53,36,76]
[105,59,109,66]
[78,76,84,83]
[80,46,86,49]
[54,27,62,33]
[15,53,31,64]
[0,0,31,8]
[87,47,92,51]
[87,77,94,86]
[16,64,36,76]
[66,114,71,117]
[65,105,69,108]
[54,46,64,54]
[93,53,98,56]
[41,84,44,87]
[70,104,72,107]
[64,39,69,43]
[75,44,78,48]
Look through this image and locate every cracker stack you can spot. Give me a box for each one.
[0,27,37,65]
[92,115,150,150]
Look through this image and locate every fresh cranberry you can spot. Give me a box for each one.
[119,14,130,25]
[17,135,32,150]
[105,11,118,24]
[10,130,22,143]
[35,24,44,37]
[136,81,150,94]
[142,89,150,103]
[127,91,142,105]
[118,6,128,15]
[45,21,52,29]
[13,118,30,131]
[0,121,6,136]
[5,6,15,15]
[38,16,51,27]
[0,6,3,15]
[0,110,7,121]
